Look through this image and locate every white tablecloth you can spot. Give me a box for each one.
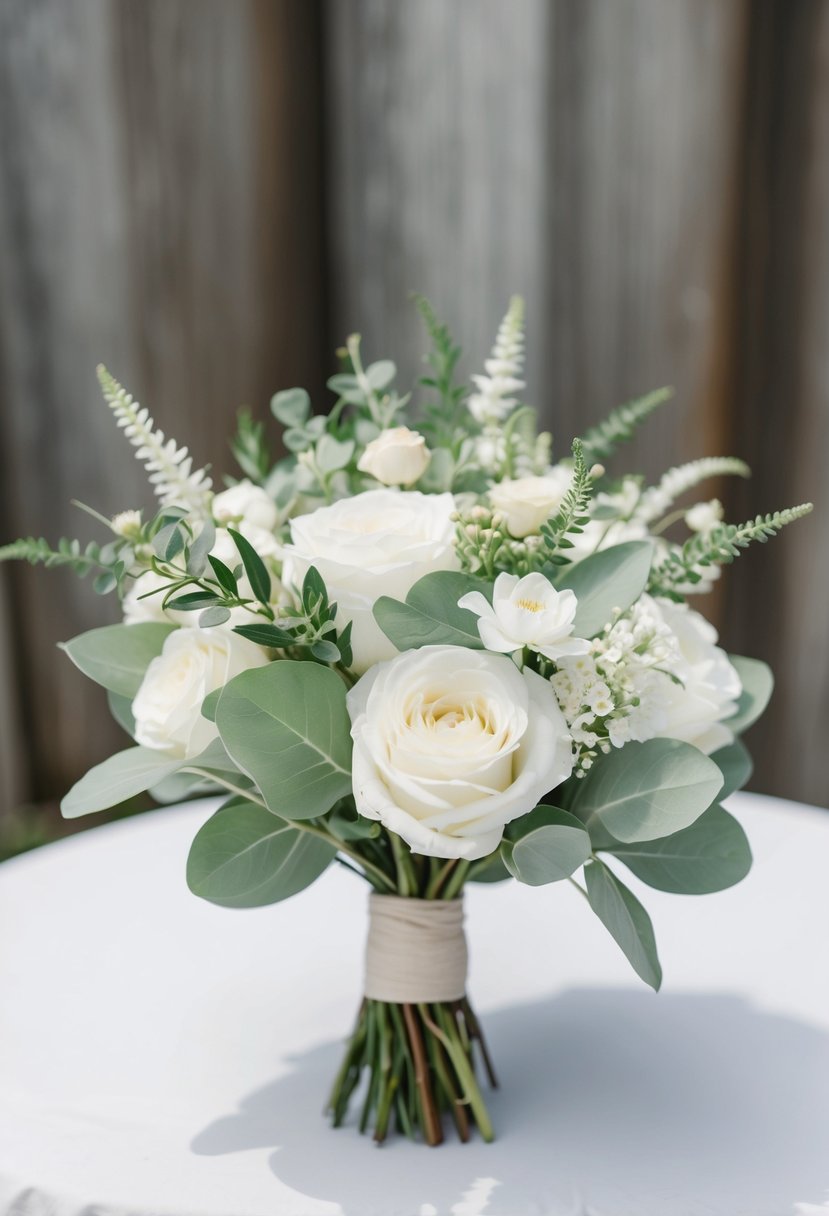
[0,792,828,1216]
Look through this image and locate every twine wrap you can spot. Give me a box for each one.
[364,893,468,1003]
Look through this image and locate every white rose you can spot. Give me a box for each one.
[459,572,591,662]
[282,489,459,672]
[651,597,742,754]
[133,627,269,759]
[358,427,431,487]
[347,645,575,860]
[489,466,573,538]
[212,480,278,532]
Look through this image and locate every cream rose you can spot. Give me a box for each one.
[212,480,278,531]
[122,570,179,626]
[489,467,573,538]
[281,489,459,672]
[133,627,269,759]
[347,645,575,860]
[358,427,431,486]
[651,597,742,754]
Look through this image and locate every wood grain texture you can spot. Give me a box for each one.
[721,0,829,806]
[0,0,325,814]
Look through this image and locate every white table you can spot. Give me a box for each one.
[0,792,828,1216]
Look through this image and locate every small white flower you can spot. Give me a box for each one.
[685,498,724,534]
[111,509,142,540]
[212,480,278,532]
[357,426,431,486]
[587,682,614,716]
[458,572,591,662]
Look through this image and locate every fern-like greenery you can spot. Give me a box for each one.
[580,387,674,464]
[540,439,593,565]
[648,503,814,596]
[0,536,108,576]
[414,296,467,445]
[231,407,271,485]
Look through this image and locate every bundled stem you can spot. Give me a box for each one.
[327,995,496,1145]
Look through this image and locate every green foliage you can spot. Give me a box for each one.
[648,504,814,596]
[539,439,594,565]
[214,661,353,819]
[579,387,674,464]
[0,536,113,579]
[374,571,488,651]
[726,655,774,735]
[711,739,753,798]
[186,797,336,908]
[555,540,654,638]
[414,295,467,446]
[604,804,752,895]
[569,737,723,844]
[231,407,271,484]
[584,859,662,990]
[61,746,185,818]
[501,806,592,885]
[59,622,175,698]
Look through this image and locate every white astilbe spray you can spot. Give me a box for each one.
[635,457,750,525]
[97,366,212,516]
[468,295,526,424]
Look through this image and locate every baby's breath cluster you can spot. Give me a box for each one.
[551,598,683,775]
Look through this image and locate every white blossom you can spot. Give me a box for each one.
[468,296,526,424]
[459,572,591,662]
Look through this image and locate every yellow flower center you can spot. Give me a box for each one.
[516,597,544,613]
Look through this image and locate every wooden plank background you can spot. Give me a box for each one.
[0,0,826,826]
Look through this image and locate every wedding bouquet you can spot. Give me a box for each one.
[1,296,811,1146]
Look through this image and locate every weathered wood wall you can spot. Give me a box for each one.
[0,0,826,818]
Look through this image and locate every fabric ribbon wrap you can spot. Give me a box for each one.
[364,893,468,1003]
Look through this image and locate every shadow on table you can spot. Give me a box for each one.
[192,989,829,1216]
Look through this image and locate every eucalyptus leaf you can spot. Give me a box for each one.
[107,690,136,738]
[712,739,753,798]
[316,435,355,473]
[366,360,396,391]
[502,806,592,885]
[199,606,231,628]
[727,656,774,735]
[606,804,752,894]
[187,518,216,577]
[187,799,336,908]
[556,541,654,637]
[374,571,488,651]
[231,623,296,649]
[215,661,353,818]
[59,623,175,698]
[61,746,184,818]
[153,522,185,563]
[569,738,723,844]
[584,859,662,990]
[271,388,310,427]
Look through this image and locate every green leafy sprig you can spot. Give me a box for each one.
[231,407,271,485]
[580,387,674,464]
[539,439,594,565]
[415,295,467,447]
[649,503,814,596]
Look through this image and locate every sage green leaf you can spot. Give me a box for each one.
[727,656,773,734]
[187,799,336,908]
[215,661,352,818]
[502,806,592,885]
[374,571,488,651]
[61,746,183,818]
[107,690,136,737]
[584,859,662,990]
[555,541,654,637]
[59,623,175,697]
[607,804,752,894]
[468,851,511,884]
[712,739,753,798]
[316,434,355,472]
[570,738,723,844]
[271,387,310,427]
